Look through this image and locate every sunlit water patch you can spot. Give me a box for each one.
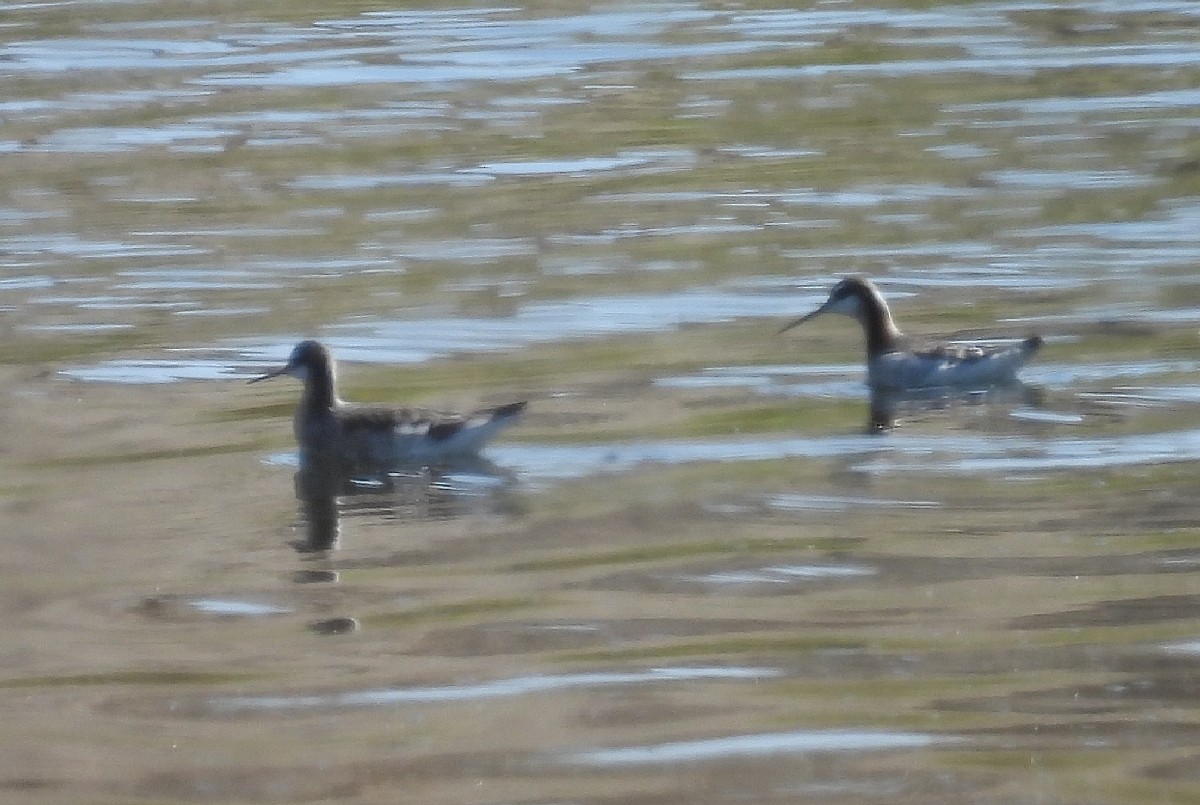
[22,322,136,334]
[203,665,779,713]
[285,170,495,191]
[857,427,1200,476]
[720,144,821,160]
[1101,386,1200,405]
[1008,407,1085,425]
[136,595,294,621]
[548,219,763,243]
[393,237,537,263]
[463,149,695,178]
[1019,360,1200,391]
[687,563,876,586]
[766,493,939,511]
[684,37,1200,82]
[1071,306,1200,326]
[62,357,257,384]
[2,233,209,259]
[34,123,242,154]
[0,275,54,291]
[983,168,1156,191]
[658,363,1054,403]
[777,245,1092,291]
[116,268,280,292]
[52,202,1162,386]
[253,410,1200,484]
[1011,203,1200,269]
[492,426,1200,484]
[593,183,981,212]
[187,599,291,617]
[656,365,865,398]
[67,284,830,382]
[565,728,950,766]
[268,433,907,486]
[187,7,768,90]
[488,435,892,484]
[925,143,994,160]
[953,87,1200,119]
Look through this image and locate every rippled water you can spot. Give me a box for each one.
[4,1,1200,802]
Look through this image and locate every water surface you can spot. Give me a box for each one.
[4,1,1200,803]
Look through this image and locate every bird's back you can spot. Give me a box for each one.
[869,336,1042,391]
[299,400,526,467]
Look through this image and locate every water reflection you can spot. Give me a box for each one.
[292,456,521,552]
[867,382,1044,431]
[293,459,342,552]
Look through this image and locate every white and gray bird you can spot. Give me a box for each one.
[780,277,1042,391]
[250,340,525,467]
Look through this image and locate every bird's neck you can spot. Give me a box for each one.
[302,361,339,412]
[860,295,903,357]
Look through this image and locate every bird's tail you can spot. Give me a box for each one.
[435,401,526,456]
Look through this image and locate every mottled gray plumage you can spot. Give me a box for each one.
[250,340,525,466]
[781,277,1042,391]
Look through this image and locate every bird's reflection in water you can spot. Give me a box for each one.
[867,382,1044,432]
[293,456,521,553]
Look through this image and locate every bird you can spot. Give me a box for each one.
[248,340,526,467]
[779,277,1042,391]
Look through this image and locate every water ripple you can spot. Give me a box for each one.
[204,665,780,713]
[566,728,949,766]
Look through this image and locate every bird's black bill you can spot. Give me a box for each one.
[777,305,827,334]
[248,366,289,384]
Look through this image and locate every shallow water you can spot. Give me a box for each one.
[4,1,1200,803]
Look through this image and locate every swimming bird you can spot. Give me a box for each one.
[249,340,526,467]
[779,277,1042,391]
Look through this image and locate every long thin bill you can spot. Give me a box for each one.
[777,305,828,334]
[247,366,289,384]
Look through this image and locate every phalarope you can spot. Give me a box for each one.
[249,340,526,467]
[780,277,1042,391]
